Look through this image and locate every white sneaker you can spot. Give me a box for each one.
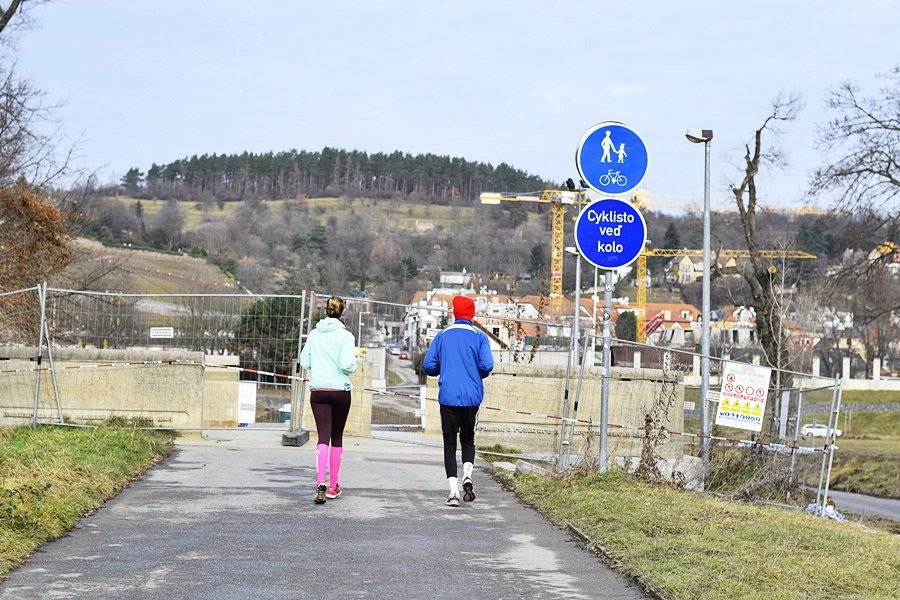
[446,494,460,507]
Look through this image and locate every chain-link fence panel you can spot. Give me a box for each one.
[34,289,306,429]
[0,287,46,426]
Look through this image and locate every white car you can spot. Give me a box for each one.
[800,423,842,438]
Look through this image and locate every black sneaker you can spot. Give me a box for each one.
[314,484,327,504]
[462,477,476,502]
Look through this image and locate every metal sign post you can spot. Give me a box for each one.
[574,121,650,473]
[572,201,646,474]
[599,269,613,473]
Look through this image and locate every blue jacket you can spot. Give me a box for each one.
[299,317,358,390]
[422,320,494,406]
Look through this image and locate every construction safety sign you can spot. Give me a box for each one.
[714,361,772,432]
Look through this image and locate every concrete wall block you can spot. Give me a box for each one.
[424,362,685,462]
[0,346,211,429]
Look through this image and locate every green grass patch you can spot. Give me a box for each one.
[802,388,900,406]
[386,370,402,386]
[827,453,900,499]
[508,468,900,600]
[478,443,523,463]
[842,411,900,438]
[62,238,233,294]
[838,435,900,456]
[0,424,174,580]
[683,392,900,499]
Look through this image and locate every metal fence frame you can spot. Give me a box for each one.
[1,284,308,430]
[607,335,844,514]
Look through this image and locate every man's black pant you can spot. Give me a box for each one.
[439,404,479,478]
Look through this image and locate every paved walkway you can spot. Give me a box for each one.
[823,488,900,521]
[1,430,647,599]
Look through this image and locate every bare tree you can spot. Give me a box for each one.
[1,1,76,189]
[809,66,900,313]
[811,67,900,215]
[730,93,805,392]
[0,0,26,39]
[0,65,76,188]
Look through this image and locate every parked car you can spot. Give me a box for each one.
[800,423,842,438]
[387,346,400,356]
[398,351,409,360]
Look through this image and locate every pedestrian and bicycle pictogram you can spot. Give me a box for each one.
[576,122,649,196]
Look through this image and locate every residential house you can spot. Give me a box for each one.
[666,252,738,284]
[712,305,757,347]
[783,319,822,354]
[637,302,702,346]
[439,269,475,289]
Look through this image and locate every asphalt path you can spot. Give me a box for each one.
[387,353,418,386]
[1,431,647,599]
[821,488,900,521]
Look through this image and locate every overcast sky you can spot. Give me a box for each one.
[13,0,900,210]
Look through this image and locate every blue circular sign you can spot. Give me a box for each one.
[574,198,647,269]
[575,122,649,196]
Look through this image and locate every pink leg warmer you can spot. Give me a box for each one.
[329,446,343,488]
[315,443,328,485]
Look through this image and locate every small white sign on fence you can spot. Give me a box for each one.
[706,390,722,403]
[149,326,175,339]
[684,401,696,411]
[238,381,257,426]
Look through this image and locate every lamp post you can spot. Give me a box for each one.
[686,128,713,462]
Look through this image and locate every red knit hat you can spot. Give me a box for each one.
[452,296,475,321]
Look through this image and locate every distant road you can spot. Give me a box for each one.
[387,354,418,387]
[822,488,900,521]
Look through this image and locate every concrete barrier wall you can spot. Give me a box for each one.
[424,362,684,463]
[0,346,238,430]
[201,354,241,428]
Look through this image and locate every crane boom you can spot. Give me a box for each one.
[634,248,816,342]
[480,190,584,315]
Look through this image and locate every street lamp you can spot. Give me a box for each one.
[686,128,713,462]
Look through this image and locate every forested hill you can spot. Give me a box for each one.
[119,148,554,204]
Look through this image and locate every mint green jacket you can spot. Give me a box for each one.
[299,317,358,390]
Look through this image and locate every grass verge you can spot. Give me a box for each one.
[0,424,174,581]
[505,468,900,600]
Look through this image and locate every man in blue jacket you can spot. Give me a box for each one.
[422,295,494,507]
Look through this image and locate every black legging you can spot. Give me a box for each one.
[310,390,352,446]
[440,404,479,478]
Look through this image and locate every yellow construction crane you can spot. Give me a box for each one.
[480,189,587,315]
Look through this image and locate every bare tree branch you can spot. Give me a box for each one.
[0,0,25,37]
[810,66,900,219]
